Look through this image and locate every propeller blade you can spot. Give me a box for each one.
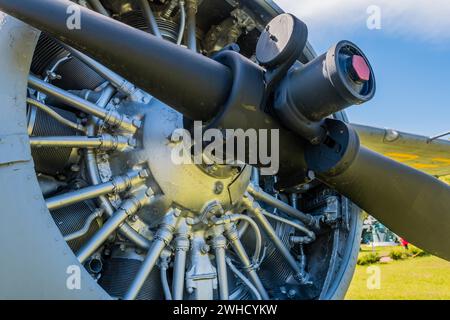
[321,146,450,260]
[0,0,231,120]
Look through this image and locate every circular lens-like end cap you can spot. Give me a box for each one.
[256,13,308,67]
[327,41,376,104]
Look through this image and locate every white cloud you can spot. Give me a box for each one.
[276,0,450,42]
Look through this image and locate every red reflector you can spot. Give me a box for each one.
[351,55,370,81]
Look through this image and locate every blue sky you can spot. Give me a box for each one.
[276,0,450,137]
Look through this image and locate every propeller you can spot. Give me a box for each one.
[0,0,449,260]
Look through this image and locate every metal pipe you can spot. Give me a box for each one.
[139,0,162,39]
[260,209,315,241]
[226,257,262,300]
[251,167,260,186]
[160,249,173,300]
[125,239,166,300]
[213,214,262,265]
[124,209,180,300]
[237,221,249,238]
[247,184,316,228]
[30,135,130,151]
[27,98,86,133]
[172,219,190,300]
[243,196,304,281]
[177,1,186,46]
[28,75,138,133]
[161,267,172,300]
[224,223,269,300]
[64,209,103,242]
[211,226,229,300]
[84,89,151,250]
[77,189,153,263]
[59,43,147,103]
[87,0,109,16]
[36,55,72,102]
[46,170,147,210]
[186,0,198,52]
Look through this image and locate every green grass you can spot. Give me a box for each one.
[346,246,450,300]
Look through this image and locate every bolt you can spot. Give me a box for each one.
[201,244,210,254]
[139,169,150,179]
[130,215,139,222]
[213,181,224,195]
[46,70,61,80]
[173,208,182,218]
[132,119,142,128]
[141,95,151,104]
[70,164,80,172]
[145,188,155,197]
[288,289,297,298]
[128,137,137,147]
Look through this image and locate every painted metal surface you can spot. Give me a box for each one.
[353,123,450,177]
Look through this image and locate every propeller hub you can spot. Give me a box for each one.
[107,100,251,222]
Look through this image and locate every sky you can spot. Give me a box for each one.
[276,0,450,137]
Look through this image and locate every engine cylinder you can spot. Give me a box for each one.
[98,248,164,300]
[51,200,100,252]
[28,104,79,175]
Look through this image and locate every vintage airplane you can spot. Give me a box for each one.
[0,0,448,300]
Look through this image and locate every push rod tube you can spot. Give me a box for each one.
[172,219,190,300]
[210,225,229,300]
[139,0,162,39]
[30,135,131,151]
[87,0,109,16]
[77,189,153,263]
[124,209,181,300]
[247,184,317,228]
[46,170,147,210]
[224,223,269,300]
[28,75,138,132]
[27,98,86,133]
[58,44,146,102]
[242,197,305,282]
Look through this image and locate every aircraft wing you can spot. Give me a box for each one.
[351,123,450,180]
